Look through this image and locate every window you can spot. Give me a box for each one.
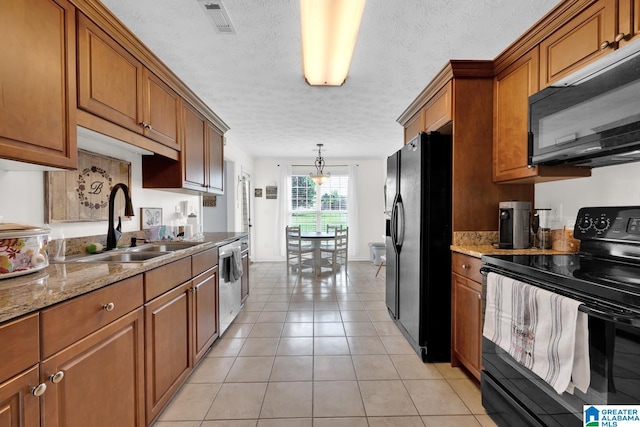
[290,175,348,232]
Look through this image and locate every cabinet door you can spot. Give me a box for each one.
[77,13,143,135]
[193,267,218,364]
[41,308,145,427]
[0,0,77,169]
[539,0,615,87]
[207,123,224,194]
[618,0,640,47]
[182,103,207,190]
[493,47,539,182]
[241,252,250,303]
[0,366,40,427]
[145,282,192,422]
[143,69,181,150]
[423,81,452,132]
[451,274,482,380]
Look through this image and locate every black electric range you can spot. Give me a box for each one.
[480,206,640,427]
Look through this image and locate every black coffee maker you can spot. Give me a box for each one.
[498,201,531,249]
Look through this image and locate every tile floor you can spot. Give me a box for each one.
[153,261,498,427]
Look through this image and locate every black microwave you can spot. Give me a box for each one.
[528,47,640,168]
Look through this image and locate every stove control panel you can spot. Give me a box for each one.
[574,206,640,242]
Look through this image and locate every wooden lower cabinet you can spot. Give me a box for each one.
[41,308,145,427]
[193,266,219,364]
[0,366,40,427]
[451,274,482,380]
[451,252,483,380]
[144,281,192,423]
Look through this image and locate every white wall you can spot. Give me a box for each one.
[535,162,640,228]
[251,158,386,262]
[201,139,256,252]
[0,129,201,239]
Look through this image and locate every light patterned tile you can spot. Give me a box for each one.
[367,416,425,426]
[209,339,246,357]
[205,383,267,420]
[314,356,356,381]
[225,357,274,382]
[282,322,314,337]
[404,380,470,416]
[312,418,367,427]
[313,381,365,417]
[158,383,222,421]
[276,337,314,355]
[314,322,346,336]
[448,378,484,414]
[352,355,399,380]
[422,415,481,427]
[359,380,417,417]
[270,356,313,381]
[390,355,443,380]
[188,357,235,383]
[260,382,313,418]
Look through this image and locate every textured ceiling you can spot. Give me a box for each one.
[100,0,559,160]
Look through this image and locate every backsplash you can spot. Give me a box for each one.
[49,229,151,257]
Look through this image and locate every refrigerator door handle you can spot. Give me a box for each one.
[390,199,398,248]
[396,198,405,248]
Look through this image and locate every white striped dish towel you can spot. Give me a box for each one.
[483,272,590,394]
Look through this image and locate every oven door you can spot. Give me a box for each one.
[482,296,640,427]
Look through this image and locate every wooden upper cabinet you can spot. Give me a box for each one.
[77,13,180,151]
[494,48,540,182]
[207,123,224,194]
[403,113,422,144]
[0,0,77,169]
[142,69,181,150]
[423,81,452,132]
[77,13,143,134]
[183,103,208,191]
[617,0,640,47]
[539,0,616,87]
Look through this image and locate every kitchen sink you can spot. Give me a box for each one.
[127,242,203,252]
[75,251,168,263]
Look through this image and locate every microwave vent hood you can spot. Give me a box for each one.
[529,39,640,168]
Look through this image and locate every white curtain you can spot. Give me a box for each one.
[347,164,359,256]
[275,164,292,257]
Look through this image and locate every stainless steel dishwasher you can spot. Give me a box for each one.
[218,240,243,336]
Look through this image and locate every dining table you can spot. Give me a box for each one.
[299,231,336,275]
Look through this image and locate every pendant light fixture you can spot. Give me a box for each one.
[310,144,330,185]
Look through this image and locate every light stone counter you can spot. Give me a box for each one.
[0,232,247,323]
[450,231,578,259]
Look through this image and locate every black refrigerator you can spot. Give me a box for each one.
[385,131,452,362]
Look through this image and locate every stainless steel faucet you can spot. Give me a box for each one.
[106,183,134,251]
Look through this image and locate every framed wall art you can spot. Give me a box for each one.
[140,208,162,229]
[45,150,131,223]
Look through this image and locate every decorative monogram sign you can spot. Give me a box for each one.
[45,150,131,223]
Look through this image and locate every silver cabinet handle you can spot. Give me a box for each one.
[50,371,64,384]
[31,383,47,397]
[615,32,628,43]
[462,264,469,270]
[103,302,115,312]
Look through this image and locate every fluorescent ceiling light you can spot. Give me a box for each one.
[301,0,366,86]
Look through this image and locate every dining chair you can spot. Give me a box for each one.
[286,226,314,275]
[320,226,348,273]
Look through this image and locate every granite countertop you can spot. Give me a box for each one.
[0,232,247,324]
[450,244,572,259]
[450,231,579,259]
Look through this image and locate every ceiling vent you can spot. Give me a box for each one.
[197,0,236,34]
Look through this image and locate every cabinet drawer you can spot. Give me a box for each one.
[144,257,192,301]
[451,252,482,282]
[41,275,143,358]
[0,313,39,383]
[192,247,218,277]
